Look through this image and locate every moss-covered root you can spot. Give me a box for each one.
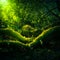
[0,26,60,48]
[0,28,31,43]
[28,26,60,48]
[0,40,29,48]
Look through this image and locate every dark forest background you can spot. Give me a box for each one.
[0,0,60,60]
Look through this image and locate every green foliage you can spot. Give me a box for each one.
[0,0,59,35]
[0,0,60,60]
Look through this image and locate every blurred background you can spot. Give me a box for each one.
[0,0,60,60]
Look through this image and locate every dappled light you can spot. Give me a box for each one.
[0,0,60,60]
